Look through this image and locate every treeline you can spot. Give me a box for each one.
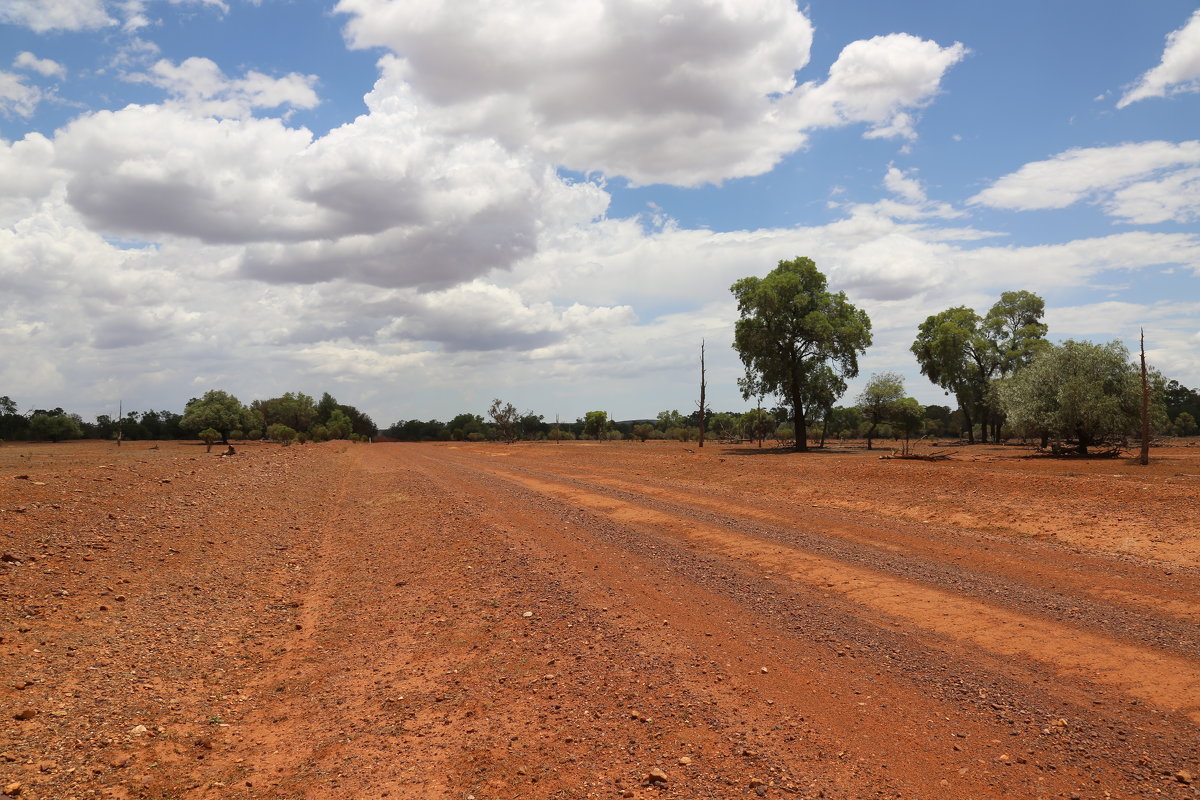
[728,257,1199,455]
[0,390,377,444]
[383,402,968,445]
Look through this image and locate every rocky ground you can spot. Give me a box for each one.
[2,438,1198,799]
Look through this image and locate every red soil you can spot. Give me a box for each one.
[2,439,1198,799]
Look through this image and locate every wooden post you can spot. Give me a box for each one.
[1139,329,1150,466]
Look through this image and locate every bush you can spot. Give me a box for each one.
[229,429,245,441]
[266,424,297,443]
[247,429,263,440]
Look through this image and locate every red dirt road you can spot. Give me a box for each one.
[2,439,1199,799]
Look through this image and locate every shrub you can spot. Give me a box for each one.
[247,429,263,440]
[198,428,220,452]
[229,430,245,441]
[266,424,297,443]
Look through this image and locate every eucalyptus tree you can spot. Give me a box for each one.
[731,257,871,452]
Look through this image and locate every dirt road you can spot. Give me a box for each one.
[2,440,1199,799]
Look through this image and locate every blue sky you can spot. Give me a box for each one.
[2,0,1198,426]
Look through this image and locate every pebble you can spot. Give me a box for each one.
[1176,770,1194,785]
[645,767,668,784]
[2,782,20,796]
[12,710,36,721]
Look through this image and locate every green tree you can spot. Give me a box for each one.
[655,409,685,432]
[731,257,871,452]
[181,390,248,443]
[266,423,297,444]
[447,413,485,441]
[252,392,316,434]
[29,412,83,443]
[985,290,1049,377]
[892,397,925,454]
[856,372,905,451]
[325,409,352,439]
[631,423,654,442]
[911,307,994,444]
[1173,411,1197,437]
[913,293,1048,444]
[583,410,609,440]
[998,339,1164,454]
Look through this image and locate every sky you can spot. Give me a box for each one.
[2,0,1198,427]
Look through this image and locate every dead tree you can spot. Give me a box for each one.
[698,340,707,448]
[1139,328,1150,466]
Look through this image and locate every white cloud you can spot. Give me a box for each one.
[13,52,67,80]
[969,141,1200,221]
[792,34,967,141]
[1106,167,1200,224]
[336,2,964,186]
[125,57,319,118]
[0,72,43,118]
[43,76,607,288]
[0,0,115,32]
[1118,10,1200,108]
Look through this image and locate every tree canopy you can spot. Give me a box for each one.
[998,339,1165,454]
[912,291,1048,444]
[181,390,249,443]
[731,257,871,451]
[29,411,84,443]
[856,372,905,451]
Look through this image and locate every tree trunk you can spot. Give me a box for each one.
[866,422,876,450]
[698,340,707,449]
[962,406,974,444]
[820,408,830,448]
[1139,329,1150,466]
[791,381,808,452]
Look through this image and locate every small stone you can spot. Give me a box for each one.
[678,756,692,765]
[522,611,533,618]
[13,709,36,721]
[760,667,768,673]
[645,767,668,784]
[3,782,21,796]
[749,778,766,788]
[110,753,131,768]
[35,761,54,773]
[129,725,149,736]
[1176,770,1194,785]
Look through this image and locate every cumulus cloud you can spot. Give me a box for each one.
[43,78,607,288]
[969,141,1200,222]
[0,71,43,118]
[125,57,319,118]
[1118,10,1200,108]
[791,34,967,141]
[13,52,67,80]
[335,1,964,186]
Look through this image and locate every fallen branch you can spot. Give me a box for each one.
[880,449,956,461]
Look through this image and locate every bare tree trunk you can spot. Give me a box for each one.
[698,340,707,448]
[1139,329,1150,466]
